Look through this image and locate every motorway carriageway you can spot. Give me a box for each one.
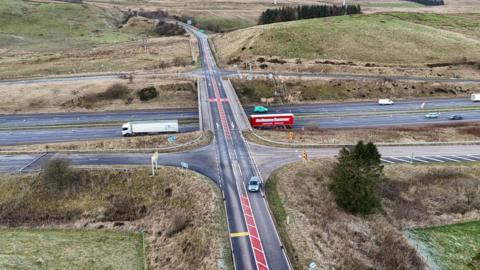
[1,98,480,145]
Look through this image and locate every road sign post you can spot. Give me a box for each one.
[151,151,159,176]
[288,132,294,142]
[303,150,308,162]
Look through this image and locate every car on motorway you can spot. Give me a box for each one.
[448,115,463,120]
[378,99,394,105]
[247,176,260,192]
[253,106,269,113]
[424,112,439,119]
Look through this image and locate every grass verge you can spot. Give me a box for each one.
[0,131,213,154]
[409,221,480,270]
[265,175,301,269]
[0,228,144,270]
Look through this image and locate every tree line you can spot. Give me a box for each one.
[258,4,362,25]
[404,0,444,6]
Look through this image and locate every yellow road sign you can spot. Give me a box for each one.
[230,232,249,238]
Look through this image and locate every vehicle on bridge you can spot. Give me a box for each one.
[471,93,480,102]
[122,120,178,136]
[249,113,294,128]
[253,106,269,113]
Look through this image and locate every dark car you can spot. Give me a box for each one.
[449,115,463,120]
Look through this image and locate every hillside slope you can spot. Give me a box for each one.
[214,12,480,65]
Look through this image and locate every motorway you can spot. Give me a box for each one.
[0,124,199,146]
[2,97,480,146]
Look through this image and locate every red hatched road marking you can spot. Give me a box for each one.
[211,76,231,139]
[209,98,229,102]
[240,194,269,270]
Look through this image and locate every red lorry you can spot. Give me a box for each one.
[249,113,294,128]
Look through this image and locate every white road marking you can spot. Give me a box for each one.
[380,158,394,164]
[438,156,461,162]
[424,156,445,163]
[451,155,476,162]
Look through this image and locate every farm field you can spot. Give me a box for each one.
[0,0,194,79]
[409,221,480,270]
[0,229,144,270]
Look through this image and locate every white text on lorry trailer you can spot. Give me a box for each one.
[378,99,394,105]
[471,93,480,102]
[122,120,179,136]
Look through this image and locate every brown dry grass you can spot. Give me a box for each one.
[268,160,480,269]
[0,36,193,80]
[269,160,427,269]
[0,131,211,153]
[251,123,480,145]
[0,167,227,269]
[232,79,480,105]
[0,77,197,114]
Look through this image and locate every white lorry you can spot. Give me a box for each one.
[122,120,179,136]
[471,93,480,102]
[378,99,394,105]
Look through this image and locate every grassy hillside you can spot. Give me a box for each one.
[214,12,480,65]
[0,0,132,52]
[0,0,194,78]
[0,229,144,270]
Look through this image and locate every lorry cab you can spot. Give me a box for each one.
[122,122,132,136]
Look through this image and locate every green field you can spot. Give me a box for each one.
[0,229,144,269]
[215,12,480,64]
[0,0,133,52]
[409,221,480,270]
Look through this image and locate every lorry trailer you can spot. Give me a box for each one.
[122,120,179,136]
[249,113,294,128]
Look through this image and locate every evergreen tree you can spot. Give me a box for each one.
[329,141,383,215]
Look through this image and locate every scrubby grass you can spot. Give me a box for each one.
[0,1,193,78]
[265,176,301,269]
[409,221,480,270]
[0,0,131,52]
[0,228,144,270]
[232,79,478,104]
[215,12,480,64]
[0,167,226,269]
[265,160,480,269]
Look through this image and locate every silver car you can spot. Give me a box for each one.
[248,176,260,192]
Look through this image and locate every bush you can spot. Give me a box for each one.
[97,83,129,100]
[173,57,190,67]
[329,141,383,214]
[166,212,189,237]
[41,158,76,189]
[154,21,186,36]
[137,86,158,101]
[104,193,143,221]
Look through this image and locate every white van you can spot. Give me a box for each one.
[378,99,394,105]
[471,93,480,102]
